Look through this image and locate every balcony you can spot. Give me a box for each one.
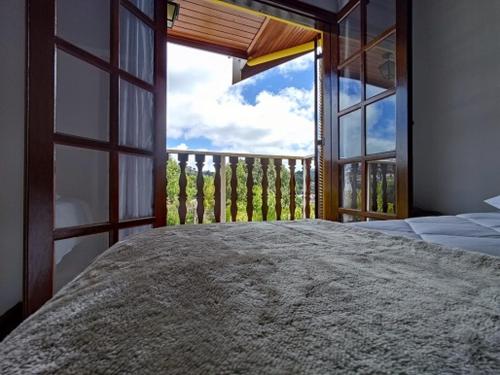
[166,149,316,225]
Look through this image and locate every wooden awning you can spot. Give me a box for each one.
[166,0,321,65]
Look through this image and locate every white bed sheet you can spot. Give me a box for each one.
[353,213,500,256]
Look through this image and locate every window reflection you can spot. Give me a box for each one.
[366,95,396,155]
[366,33,396,98]
[341,214,362,223]
[367,0,396,42]
[340,110,362,159]
[367,159,396,214]
[341,163,362,210]
[339,57,361,110]
[339,6,361,62]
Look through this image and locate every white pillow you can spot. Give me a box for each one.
[484,195,500,209]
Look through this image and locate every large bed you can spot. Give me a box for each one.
[353,212,500,256]
[1,219,499,374]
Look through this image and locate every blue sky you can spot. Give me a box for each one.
[166,42,396,159]
[166,43,315,156]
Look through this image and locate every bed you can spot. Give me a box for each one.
[1,220,499,374]
[352,212,500,257]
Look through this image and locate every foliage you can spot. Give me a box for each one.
[166,158,313,225]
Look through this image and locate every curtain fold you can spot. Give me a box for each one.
[119,5,155,220]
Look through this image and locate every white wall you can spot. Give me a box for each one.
[0,0,25,315]
[413,0,500,214]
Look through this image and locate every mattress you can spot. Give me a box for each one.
[1,221,499,374]
[353,212,500,256]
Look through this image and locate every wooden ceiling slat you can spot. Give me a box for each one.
[248,19,318,58]
[173,22,254,45]
[177,14,257,37]
[169,0,320,60]
[177,0,264,29]
[178,10,260,34]
[182,0,264,23]
[169,27,249,50]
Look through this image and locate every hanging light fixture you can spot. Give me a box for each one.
[379,52,396,81]
[167,1,180,29]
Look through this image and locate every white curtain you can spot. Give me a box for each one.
[119,4,155,220]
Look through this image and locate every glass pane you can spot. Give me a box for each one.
[129,0,154,19]
[367,159,396,214]
[119,154,153,220]
[119,225,153,241]
[55,145,109,228]
[366,34,396,98]
[339,57,361,110]
[54,232,109,292]
[366,95,396,155]
[56,0,110,61]
[341,162,362,209]
[119,79,154,150]
[339,110,362,159]
[55,50,110,141]
[367,0,396,42]
[120,6,154,84]
[341,214,362,223]
[339,5,361,63]
[337,0,351,12]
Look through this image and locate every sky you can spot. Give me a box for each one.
[166,43,315,157]
[166,42,396,161]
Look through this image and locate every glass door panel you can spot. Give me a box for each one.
[333,0,408,221]
[366,95,396,155]
[119,225,153,241]
[119,154,154,220]
[340,110,362,159]
[341,163,362,210]
[366,0,396,42]
[56,0,111,61]
[119,78,154,150]
[367,159,396,214]
[119,6,154,84]
[24,0,167,315]
[55,49,110,140]
[55,145,109,228]
[54,232,109,292]
[339,57,362,110]
[129,0,155,19]
[339,5,361,63]
[366,33,396,98]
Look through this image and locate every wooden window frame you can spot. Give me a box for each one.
[326,0,412,222]
[24,0,167,316]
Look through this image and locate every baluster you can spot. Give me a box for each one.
[166,153,169,222]
[381,163,388,213]
[350,163,359,210]
[289,159,296,220]
[305,158,311,219]
[178,153,188,225]
[245,158,254,222]
[213,155,222,223]
[261,158,269,221]
[229,156,238,222]
[274,159,282,220]
[195,154,205,223]
[370,164,378,212]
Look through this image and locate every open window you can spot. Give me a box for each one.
[327,0,411,221]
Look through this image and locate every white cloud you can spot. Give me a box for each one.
[167,43,315,157]
[277,53,314,76]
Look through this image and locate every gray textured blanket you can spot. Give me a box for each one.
[1,220,499,374]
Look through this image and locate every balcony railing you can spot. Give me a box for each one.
[166,150,315,225]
